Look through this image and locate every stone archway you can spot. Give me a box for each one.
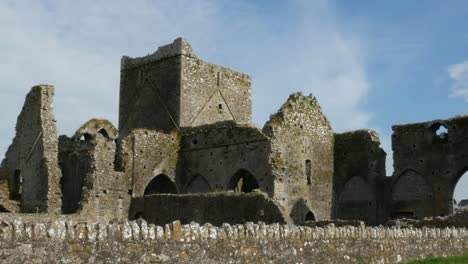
[185,174,212,193]
[227,169,259,193]
[451,168,468,214]
[392,169,433,219]
[336,176,374,222]
[290,199,315,224]
[144,174,178,195]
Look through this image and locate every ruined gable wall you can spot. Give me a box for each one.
[392,115,468,218]
[333,130,386,225]
[129,192,285,226]
[121,129,179,197]
[179,122,272,194]
[180,55,252,127]
[1,85,61,214]
[263,93,334,224]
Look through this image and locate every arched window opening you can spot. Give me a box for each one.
[185,174,211,193]
[144,174,177,195]
[430,123,448,141]
[290,199,314,224]
[11,169,22,200]
[305,211,315,222]
[453,171,468,214]
[79,133,92,142]
[98,128,110,139]
[305,160,312,185]
[227,169,259,193]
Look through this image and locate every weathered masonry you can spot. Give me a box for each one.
[0,38,334,225]
[0,37,468,227]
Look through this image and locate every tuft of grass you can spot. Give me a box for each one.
[406,254,468,264]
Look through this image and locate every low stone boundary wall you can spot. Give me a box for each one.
[0,218,467,263]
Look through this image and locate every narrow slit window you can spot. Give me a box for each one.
[306,160,312,185]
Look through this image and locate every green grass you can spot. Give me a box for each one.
[407,254,468,264]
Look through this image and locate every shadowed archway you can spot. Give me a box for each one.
[227,169,259,193]
[185,174,212,193]
[144,174,177,195]
[290,199,315,224]
[392,169,433,219]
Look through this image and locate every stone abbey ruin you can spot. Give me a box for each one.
[1,38,468,263]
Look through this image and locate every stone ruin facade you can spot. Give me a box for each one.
[0,37,467,227]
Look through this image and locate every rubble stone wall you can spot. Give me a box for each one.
[391,115,468,218]
[179,122,271,194]
[333,130,387,225]
[0,217,467,263]
[128,192,285,226]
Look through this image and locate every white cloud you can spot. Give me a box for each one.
[0,0,372,156]
[448,61,468,101]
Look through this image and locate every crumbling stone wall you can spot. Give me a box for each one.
[263,93,334,224]
[120,129,179,197]
[129,192,285,225]
[0,85,62,214]
[179,122,271,194]
[333,130,386,225]
[391,115,468,219]
[0,217,467,263]
[59,119,129,219]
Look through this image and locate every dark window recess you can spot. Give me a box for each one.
[306,160,312,185]
[227,169,259,193]
[144,174,178,195]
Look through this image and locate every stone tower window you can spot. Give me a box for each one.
[435,125,448,139]
[217,72,221,86]
[218,104,223,110]
[305,160,312,185]
[12,169,22,199]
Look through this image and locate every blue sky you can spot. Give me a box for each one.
[1,0,468,200]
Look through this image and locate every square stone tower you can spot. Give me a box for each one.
[118,38,252,138]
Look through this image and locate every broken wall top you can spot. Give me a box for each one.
[121,38,195,71]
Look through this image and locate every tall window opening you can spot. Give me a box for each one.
[305,160,312,185]
[11,169,22,200]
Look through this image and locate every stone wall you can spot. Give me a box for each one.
[180,49,251,127]
[59,119,130,219]
[0,85,62,214]
[391,115,468,218]
[179,122,271,194]
[128,192,285,226]
[118,37,252,138]
[0,216,467,263]
[120,129,179,197]
[119,40,182,137]
[333,130,387,225]
[263,93,334,224]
